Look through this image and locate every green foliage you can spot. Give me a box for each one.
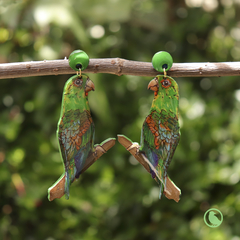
[1,0,240,239]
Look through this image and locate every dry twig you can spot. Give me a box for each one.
[1,58,240,79]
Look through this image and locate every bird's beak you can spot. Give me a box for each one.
[85,79,95,94]
[148,77,159,92]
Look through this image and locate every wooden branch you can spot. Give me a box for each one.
[117,135,181,203]
[0,58,240,79]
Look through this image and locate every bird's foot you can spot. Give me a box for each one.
[127,142,139,152]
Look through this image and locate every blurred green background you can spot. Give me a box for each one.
[1,0,240,239]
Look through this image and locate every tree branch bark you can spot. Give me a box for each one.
[0,58,240,79]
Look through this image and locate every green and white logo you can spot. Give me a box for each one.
[204,208,223,228]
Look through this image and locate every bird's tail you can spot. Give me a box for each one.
[158,176,167,199]
[64,171,70,200]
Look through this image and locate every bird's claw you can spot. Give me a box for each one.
[127,142,139,152]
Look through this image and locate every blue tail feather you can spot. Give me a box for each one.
[64,171,70,200]
[74,151,86,178]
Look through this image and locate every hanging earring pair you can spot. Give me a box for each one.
[48,50,181,202]
[118,51,181,202]
[48,50,116,201]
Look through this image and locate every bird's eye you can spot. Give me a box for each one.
[74,78,82,86]
[161,79,171,88]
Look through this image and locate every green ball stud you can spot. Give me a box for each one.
[152,51,173,72]
[68,50,89,71]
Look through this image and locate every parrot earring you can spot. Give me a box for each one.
[118,51,181,202]
[48,50,116,201]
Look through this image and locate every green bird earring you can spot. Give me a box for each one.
[48,50,116,201]
[118,51,181,202]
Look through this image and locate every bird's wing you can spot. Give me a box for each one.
[140,110,180,182]
[58,109,94,188]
